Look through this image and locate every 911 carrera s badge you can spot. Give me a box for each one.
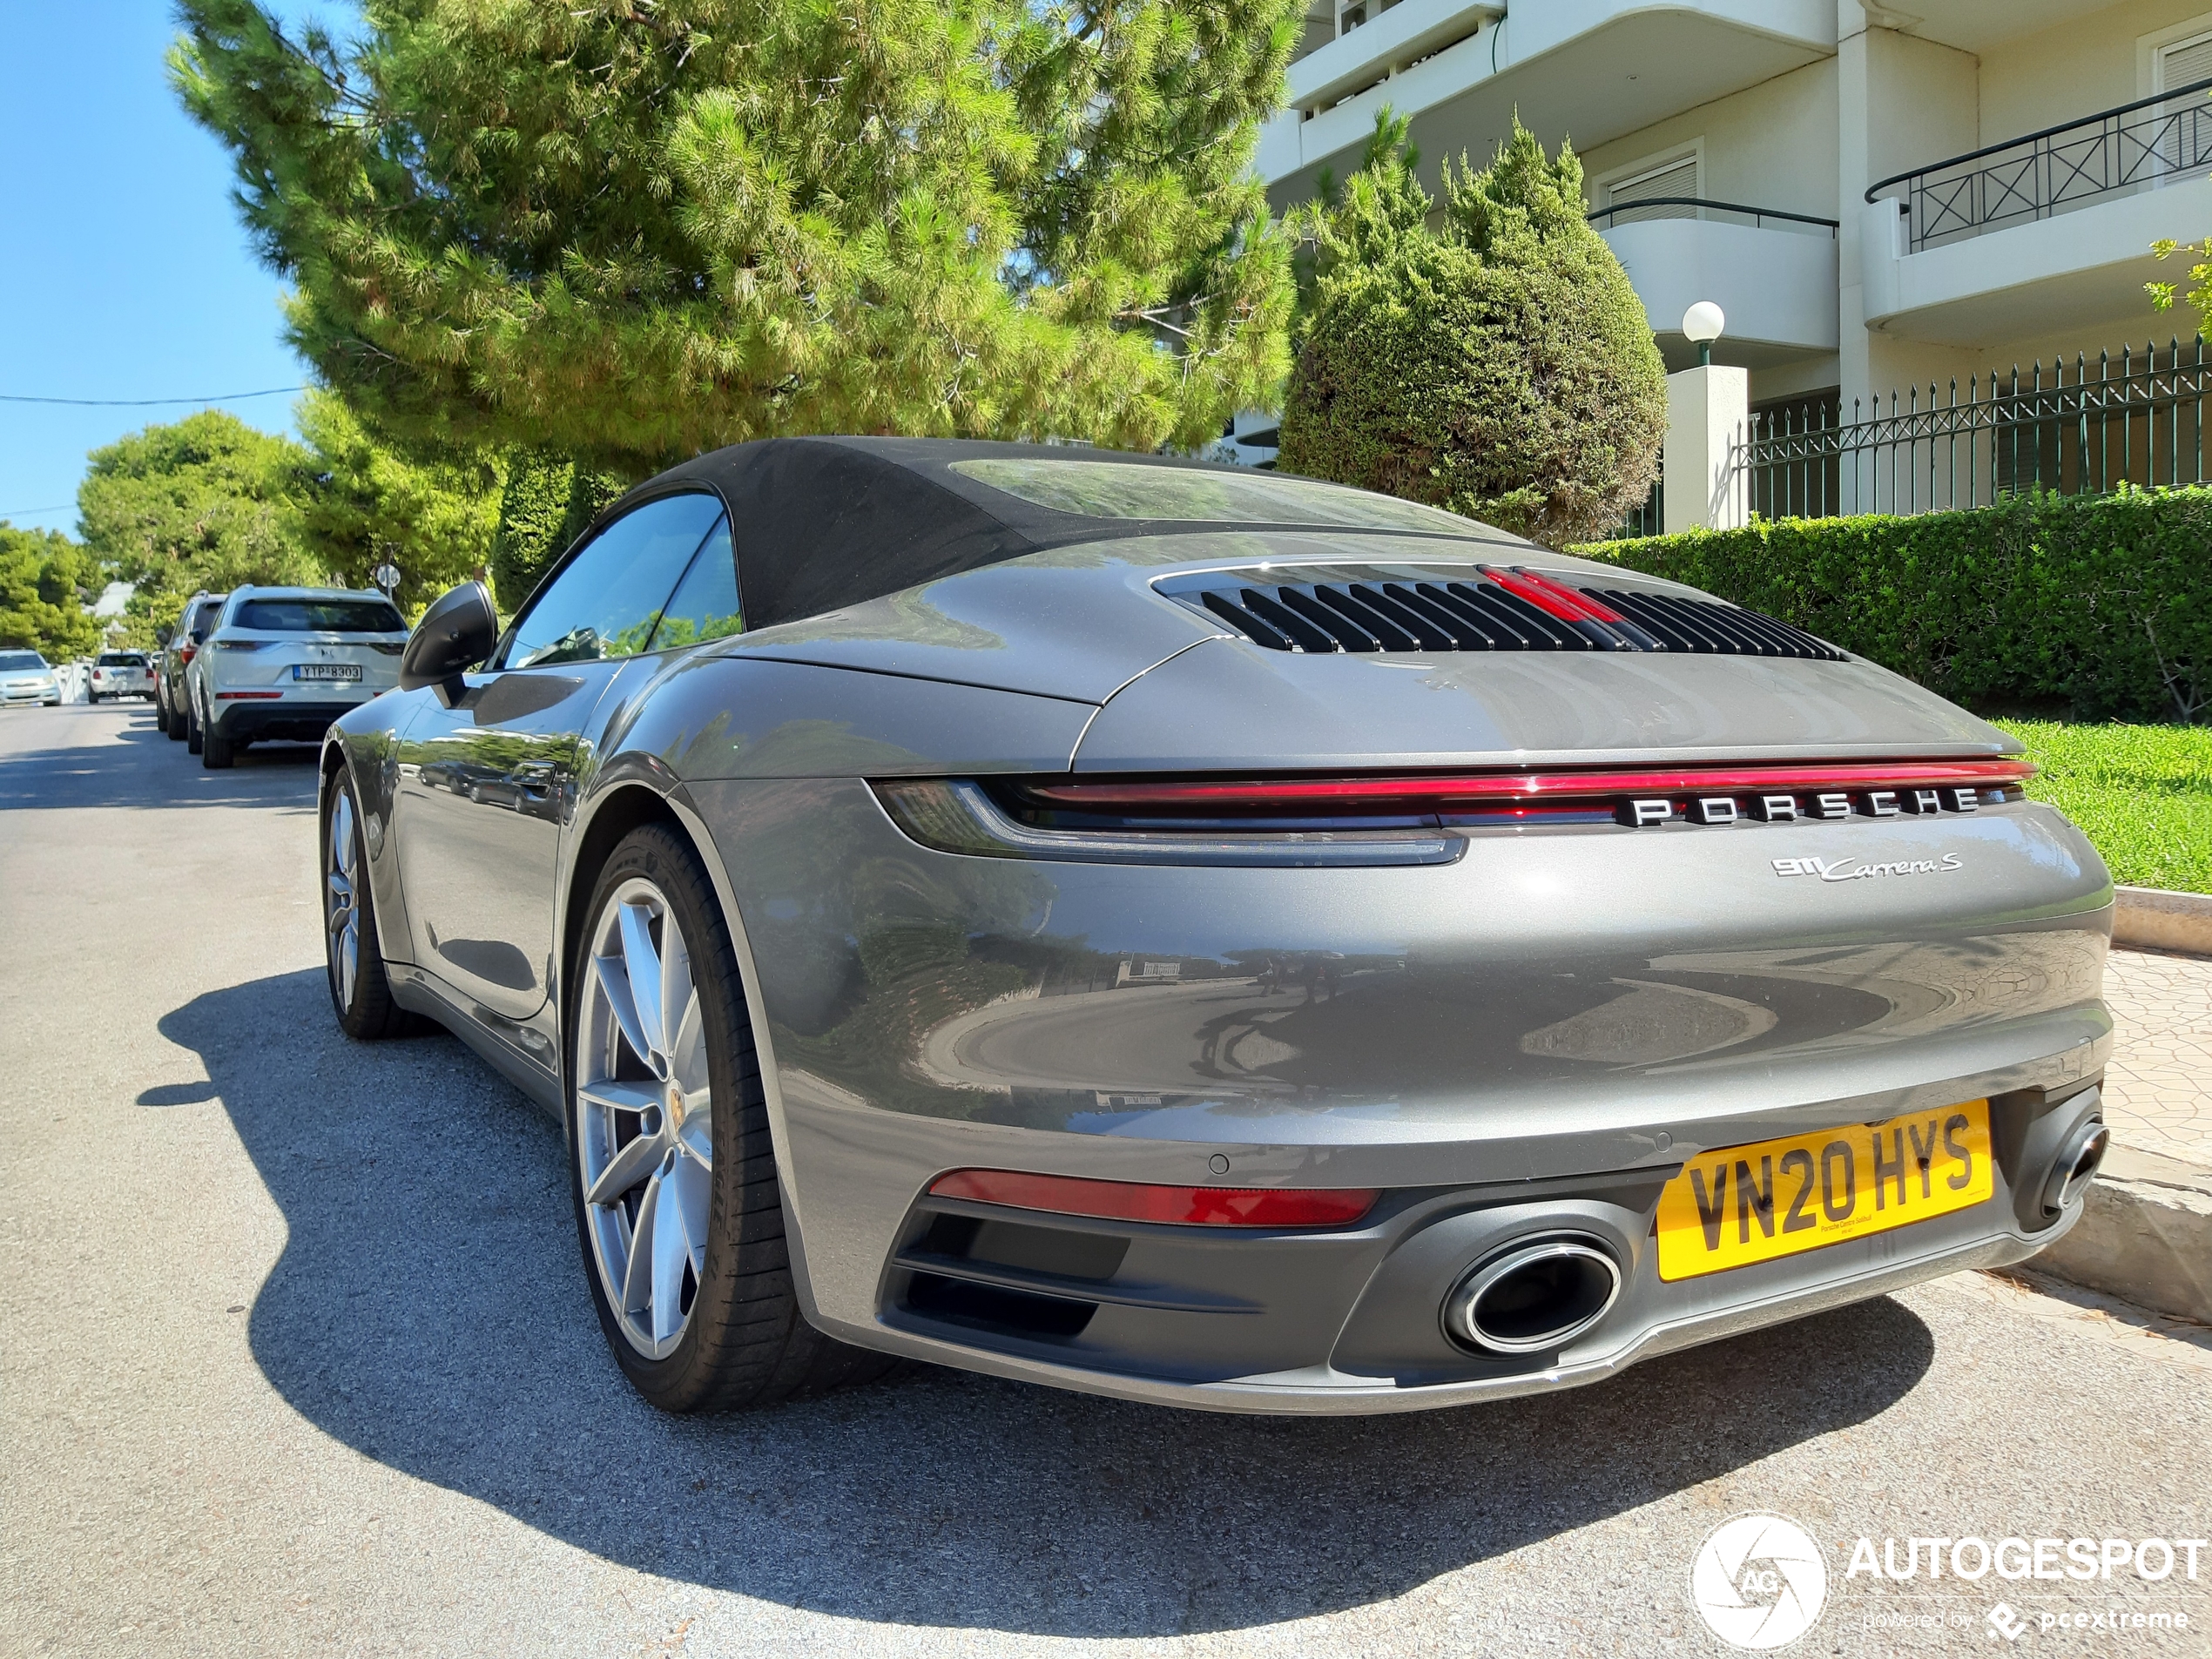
[1772,853,1963,880]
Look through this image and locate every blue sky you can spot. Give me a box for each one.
[0,3,329,537]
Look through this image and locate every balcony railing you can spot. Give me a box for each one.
[1586,198,1838,238]
[1867,78,2212,253]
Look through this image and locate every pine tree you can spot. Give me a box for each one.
[0,525,103,660]
[78,410,321,642]
[291,391,506,613]
[170,0,1302,472]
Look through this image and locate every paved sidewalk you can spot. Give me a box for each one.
[2100,946,2212,1166]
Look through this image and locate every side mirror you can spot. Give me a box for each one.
[401,581,499,705]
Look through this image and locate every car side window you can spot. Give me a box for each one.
[501,493,727,670]
[646,518,741,651]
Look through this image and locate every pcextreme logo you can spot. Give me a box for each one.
[1690,1514,1830,1649]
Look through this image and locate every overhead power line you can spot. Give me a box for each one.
[0,503,74,517]
[0,386,307,408]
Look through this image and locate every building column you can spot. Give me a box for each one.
[1662,365,1749,534]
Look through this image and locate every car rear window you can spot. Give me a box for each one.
[234,598,406,633]
[949,458,1484,536]
[0,651,47,671]
[97,652,146,667]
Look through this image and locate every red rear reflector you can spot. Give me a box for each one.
[215,691,283,700]
[928,1169,1379,1228]
[1022,759,2035,813]
[179,645,196,664]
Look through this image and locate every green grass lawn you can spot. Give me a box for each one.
[1991,720,2212,894]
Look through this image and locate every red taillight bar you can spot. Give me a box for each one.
[928,1169,1379,1228]
[1023,759,2036,813]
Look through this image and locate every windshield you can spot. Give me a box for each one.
[949,458,1484,536]
[0,651,50,671]
[233,598,405,633]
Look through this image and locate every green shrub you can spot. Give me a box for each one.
[1280,117,1666,548]
[1575,488,2212,724]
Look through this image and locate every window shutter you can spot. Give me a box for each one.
[2158,30,2212,93]
[1605,155,1699,224]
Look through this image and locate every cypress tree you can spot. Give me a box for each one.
[1281,117,1666,548]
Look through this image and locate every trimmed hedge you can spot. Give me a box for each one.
[1574,487,2211,724]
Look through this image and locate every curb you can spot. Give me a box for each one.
[2114,886,2212,954]
[2031,1143,2212,1326]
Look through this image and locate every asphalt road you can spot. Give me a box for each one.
[3,702,2208,1658]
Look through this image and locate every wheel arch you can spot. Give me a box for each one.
[561,771,826,1319]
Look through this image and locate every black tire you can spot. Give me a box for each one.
[161,688,185,740]
[88,691,101,705]
[185,701,204,754]
[202,726,233,768]
[568,825,898,1413]
[322,772,415,1040]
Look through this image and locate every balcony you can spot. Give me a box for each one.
[1862,80,2212,345]
[1589,199,1839,368]
[1258,1,1832,199]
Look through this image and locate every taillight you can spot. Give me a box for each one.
[876,759,2035,865]
[1015,759,2037,819]
[928,1169,1379,1228]
[179,644,196,664]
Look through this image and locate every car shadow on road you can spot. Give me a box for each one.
[162,968,1937,1639]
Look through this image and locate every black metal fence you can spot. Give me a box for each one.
[1868,77,2212,251]
[1738,338,2212,519]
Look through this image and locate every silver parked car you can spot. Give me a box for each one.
[318,439,2113,1417]
[0,650,62,708]
[192,587,408,768]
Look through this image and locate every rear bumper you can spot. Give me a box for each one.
[208,698,369,742]
[687,773,2116,1413]
[790,1073,2107,1413]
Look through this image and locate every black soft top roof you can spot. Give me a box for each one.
[615,436,1485,631]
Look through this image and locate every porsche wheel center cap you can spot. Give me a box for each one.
[665,1085,686,1130]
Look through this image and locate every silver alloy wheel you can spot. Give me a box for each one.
[577,876,714,1359]
[326,788,361,1008]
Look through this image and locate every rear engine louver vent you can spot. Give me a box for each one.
[1181,568,1844,660]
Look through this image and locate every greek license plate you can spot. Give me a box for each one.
[1656,1100,1993,1281]
[293,664,361,682]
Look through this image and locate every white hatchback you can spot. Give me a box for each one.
[192,587,408,769]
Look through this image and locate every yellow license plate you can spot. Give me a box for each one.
[1656,1100,1993,1281]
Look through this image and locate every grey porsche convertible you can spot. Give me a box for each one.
[319,437,2113,1415]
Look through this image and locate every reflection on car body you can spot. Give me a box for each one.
[316,437,2114,1419]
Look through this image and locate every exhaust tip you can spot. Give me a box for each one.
[1446,1235,1622,1355]
[2041,1120,2110,1217]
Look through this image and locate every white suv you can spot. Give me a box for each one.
[192,587,408,769]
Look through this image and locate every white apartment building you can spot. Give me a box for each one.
[1249,0,2212,516]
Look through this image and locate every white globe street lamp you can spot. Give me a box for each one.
[1682,301,1725,368]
